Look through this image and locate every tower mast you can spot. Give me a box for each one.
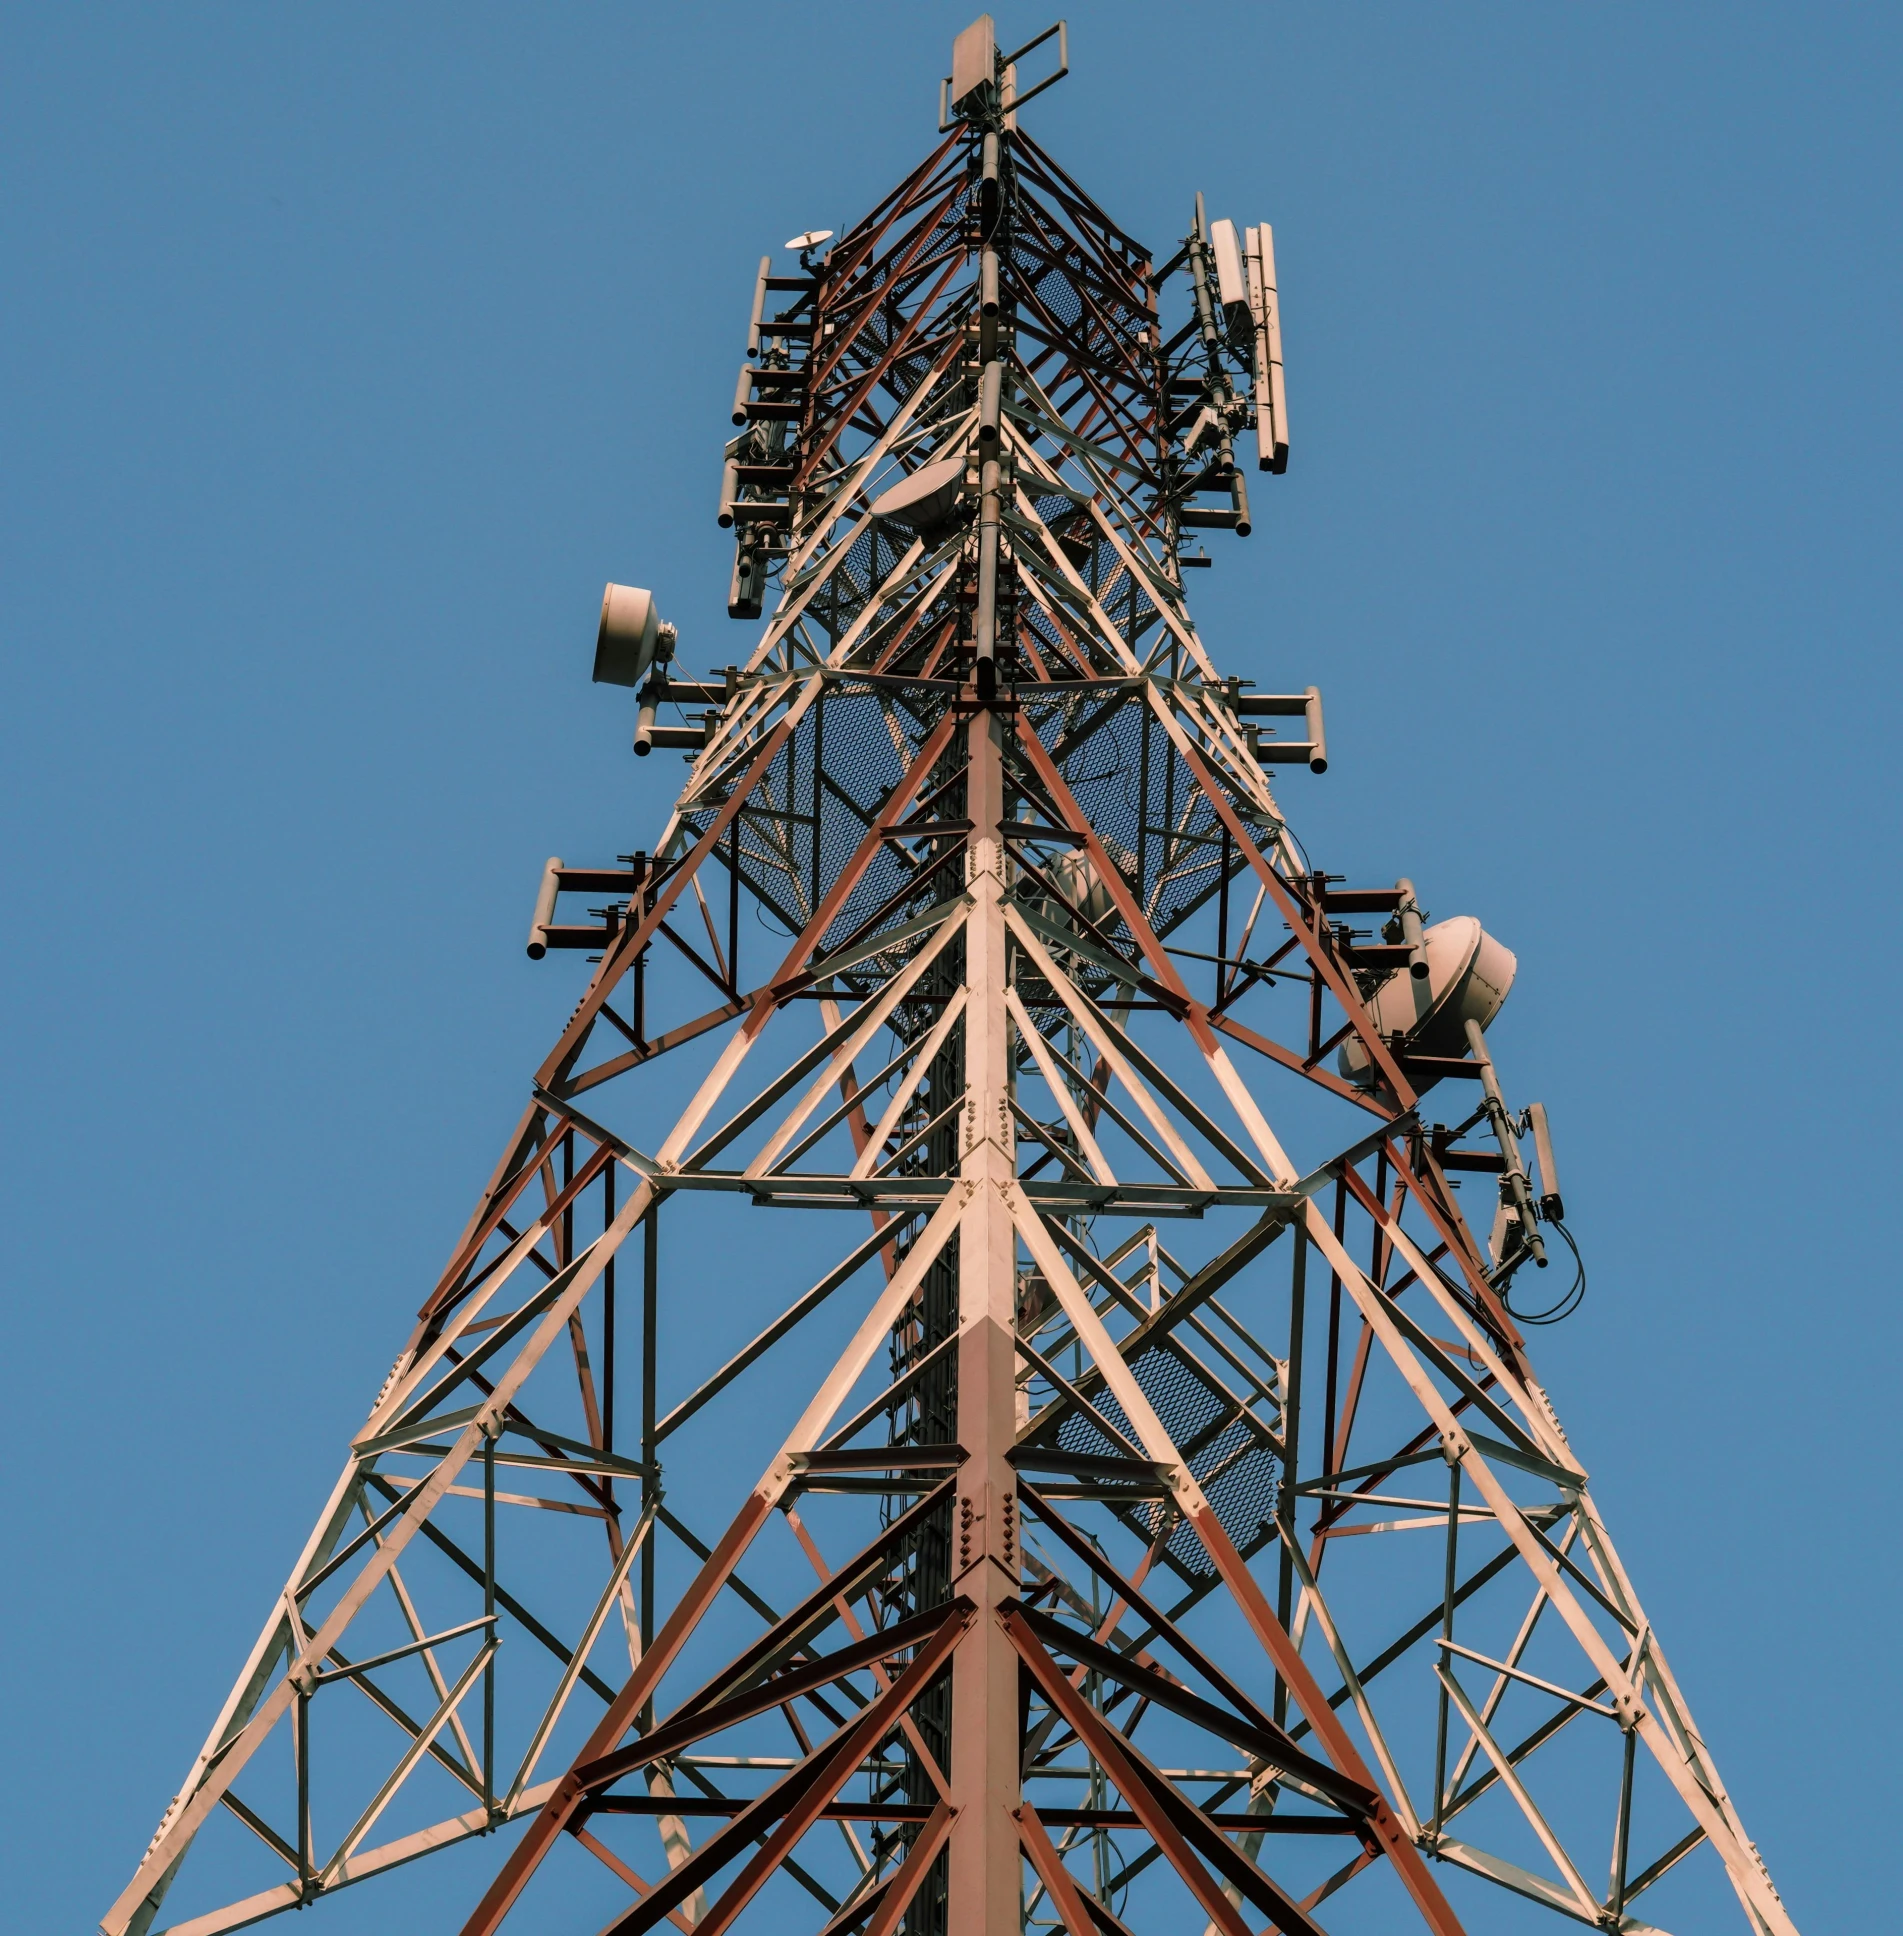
[108,20,1797,1936]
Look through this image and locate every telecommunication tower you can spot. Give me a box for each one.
[108,19,1797,1936]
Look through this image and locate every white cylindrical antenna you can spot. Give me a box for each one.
[977,361,1003,444]
[980,132,1002,238]
[1528,1102,1565,1221]
[1466,1018,1547,1269]
[745,254,771,358]
[1302,685,1327,772]
[525,857,562,959]
[1394,877,1429,978]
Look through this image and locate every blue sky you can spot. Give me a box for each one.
[4,5,1897,1930]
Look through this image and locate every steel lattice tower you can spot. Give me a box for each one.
[109,20,1797,1936]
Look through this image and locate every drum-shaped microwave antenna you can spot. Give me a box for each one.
[1043,843,1132,934]
[592,583,664,689]
[1340,914,1516,1089]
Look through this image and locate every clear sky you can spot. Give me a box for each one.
[5,5,1897,1931]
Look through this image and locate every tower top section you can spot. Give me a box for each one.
[945,15,1070,131]
[705,9,1286,722]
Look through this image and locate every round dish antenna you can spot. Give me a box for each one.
[1340,914,1516,1089]
[865,452,968,533]
[591,582,674,690]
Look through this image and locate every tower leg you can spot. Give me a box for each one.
[947,708,1022,1936]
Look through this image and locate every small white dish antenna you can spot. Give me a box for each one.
[1337,915,1517,1092]
[785,229,833,252]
